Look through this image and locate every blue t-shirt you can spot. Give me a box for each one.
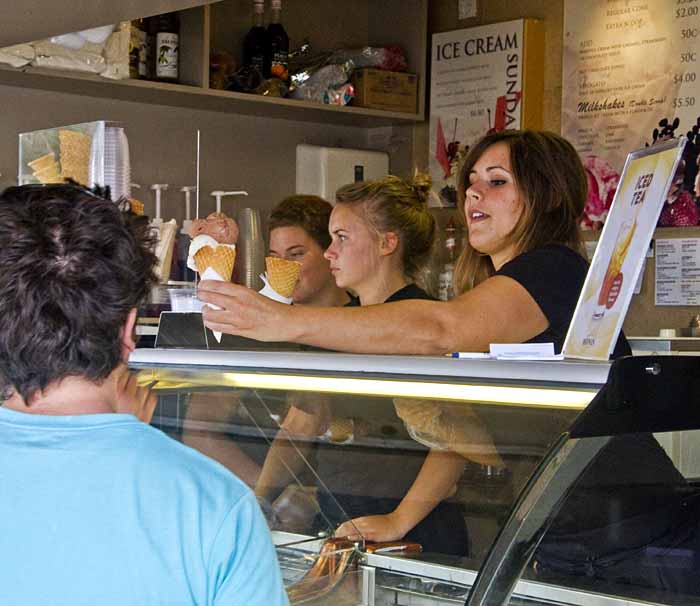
[0,407,288,606]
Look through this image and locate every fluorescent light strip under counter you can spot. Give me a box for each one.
[146,370,597,410]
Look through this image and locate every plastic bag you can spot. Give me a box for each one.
[0,43,34,68]
[101,22,130,80]
[289,62,352,103]
[0,22,129,80]
[326,45,407,72]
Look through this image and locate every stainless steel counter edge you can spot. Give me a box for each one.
[129,348,611,385]
[271,532,648,606]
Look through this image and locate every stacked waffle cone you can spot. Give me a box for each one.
[265,256,302,298]
[28,152,63,184]
[194,244,236,281]
[59,129,92,185]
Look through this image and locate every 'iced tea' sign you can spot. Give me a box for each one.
[564,137,686,360]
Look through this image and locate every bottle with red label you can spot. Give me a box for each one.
[265,0,289,81]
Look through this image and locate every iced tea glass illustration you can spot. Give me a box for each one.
[592,219,636,320]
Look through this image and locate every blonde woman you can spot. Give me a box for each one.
[257,175,470,554]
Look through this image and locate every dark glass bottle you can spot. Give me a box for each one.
[149,12,180,82]
[243,0,266,75]
[265,0,289,81]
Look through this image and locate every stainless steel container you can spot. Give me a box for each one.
[237,207,265,290]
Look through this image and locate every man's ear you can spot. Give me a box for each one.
[120,308,138,361]
[379,231,400,256]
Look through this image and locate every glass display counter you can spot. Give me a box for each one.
[129,349,699,606]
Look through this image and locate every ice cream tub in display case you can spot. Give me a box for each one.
[19,121,106,188]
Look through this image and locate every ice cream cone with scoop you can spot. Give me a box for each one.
[259,256,302,303]
[187,211,239,342]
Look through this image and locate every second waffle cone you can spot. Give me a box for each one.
[194,245,236,281]
[266,256,302,298]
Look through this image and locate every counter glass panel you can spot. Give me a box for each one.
[131,349,607,605]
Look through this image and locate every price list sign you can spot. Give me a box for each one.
[655,238,700,305]
[562,0,700,173]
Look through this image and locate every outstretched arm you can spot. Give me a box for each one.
[198,275,547,355]
[254,403,325,504]
[335,449,467,543]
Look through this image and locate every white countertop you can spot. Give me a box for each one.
[129,348,612,386]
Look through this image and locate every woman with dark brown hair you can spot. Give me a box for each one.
[198,129,629,357]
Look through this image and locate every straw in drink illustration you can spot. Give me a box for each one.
[592,219,636,320]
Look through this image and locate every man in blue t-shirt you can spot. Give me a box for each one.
[0,184,288,606]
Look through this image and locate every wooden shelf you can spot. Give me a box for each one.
[1,0,428,129]
[0,65,423,127]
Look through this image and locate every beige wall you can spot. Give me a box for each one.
[0,84,370,225]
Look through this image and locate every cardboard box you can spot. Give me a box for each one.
[351,68,418,114]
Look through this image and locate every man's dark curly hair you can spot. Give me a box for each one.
[0,184,158,403]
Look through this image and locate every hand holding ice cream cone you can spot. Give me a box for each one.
[187,212,239,282]
[187,212,239,342]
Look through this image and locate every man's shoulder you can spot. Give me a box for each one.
[129,423,252,501]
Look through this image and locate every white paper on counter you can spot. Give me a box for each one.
[489,343,563,360]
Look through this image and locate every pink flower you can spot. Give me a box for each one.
[658,190,700,227]
[583,155,620,226]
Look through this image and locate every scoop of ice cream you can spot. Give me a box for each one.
[581,155,620,230]
[189,211,239,245]
[187,235,226,273]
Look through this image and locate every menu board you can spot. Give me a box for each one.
[655,238,700,305]
[564,138,685,360]
[429,20,526,207]
[562,0,700,174]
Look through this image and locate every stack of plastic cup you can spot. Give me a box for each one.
[103,126,131,201]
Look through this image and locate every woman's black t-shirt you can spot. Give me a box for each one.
[495,245,631,357]
[317,283,469,555]
[344,283,432,307]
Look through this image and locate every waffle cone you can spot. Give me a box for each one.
[59,129,92,185]
[329,417,353,443]
[266,256,302,298]
[28,152,57,172]
[194,245,236,281]
[34,164,63,184]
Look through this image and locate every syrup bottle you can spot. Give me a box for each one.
[149,12,180,82]
[265,0,289,81]
[243,0,266,75]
